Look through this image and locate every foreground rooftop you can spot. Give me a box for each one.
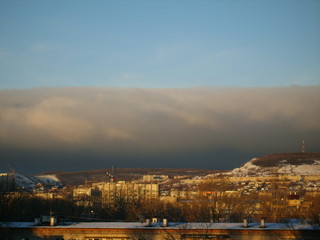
[1,221,318,230]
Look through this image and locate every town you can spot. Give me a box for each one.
[1,153,320,240]
[1,153,320,225]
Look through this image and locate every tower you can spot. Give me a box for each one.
[301,140,305,153]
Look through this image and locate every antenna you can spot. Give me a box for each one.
[301,140,305,153]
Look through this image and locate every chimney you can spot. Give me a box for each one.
[50,216,56,226]
[144,219,151,227]
[163,218,168,227]
[259,218,266,228]
[243,218,248,228]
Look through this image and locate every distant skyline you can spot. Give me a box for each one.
[1,0,320,89]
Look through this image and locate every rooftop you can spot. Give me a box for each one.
[0,222,316,230]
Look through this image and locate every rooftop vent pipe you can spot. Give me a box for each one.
[243,218,248,228]
[50,216,56,226]
[163,218,168,227]
[259,218,266,228]
[144,219,151,227]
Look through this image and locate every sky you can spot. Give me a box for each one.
[0,0,320,174]
[1,0,320,88]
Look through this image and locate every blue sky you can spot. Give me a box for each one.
[1,0,319,89]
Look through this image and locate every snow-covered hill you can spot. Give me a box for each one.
[13,174,62,191]
[231,153,320,177]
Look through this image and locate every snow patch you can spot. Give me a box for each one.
[278,164,320,175]
[13,173,62,190]
[36,174,60,182]
[1,222,315,230]
[230,157,320,177]
[14,174,38,188]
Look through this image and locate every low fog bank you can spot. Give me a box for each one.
[0,86,319,174]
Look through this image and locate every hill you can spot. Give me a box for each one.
[31,153,320,186]
[231,152,320,177]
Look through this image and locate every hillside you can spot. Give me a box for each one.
[231,152,320,177]
[13,174,62,191]
[250,153,320,167]
[38,168,223,186]
[29,153,320,186]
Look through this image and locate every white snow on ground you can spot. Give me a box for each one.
[229,157,320,177]
[13,173,61,189]
[278,164,320,175]
[36,175,60,183]
[231,160,260,176]
[14,174,37,188]
[277,164,294,174]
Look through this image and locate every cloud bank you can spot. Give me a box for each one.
[0,87,319,174]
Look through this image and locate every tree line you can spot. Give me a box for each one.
[0,191,319,226]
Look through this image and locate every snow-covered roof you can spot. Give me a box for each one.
[0,222,316,230]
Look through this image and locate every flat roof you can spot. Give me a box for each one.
[0,222,316,230]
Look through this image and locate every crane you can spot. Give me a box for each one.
[8,164,15,175]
